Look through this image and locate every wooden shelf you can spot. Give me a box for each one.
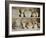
[13,17,40,18]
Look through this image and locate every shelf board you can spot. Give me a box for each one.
[13,17,40,18]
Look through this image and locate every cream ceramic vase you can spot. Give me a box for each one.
[27,21,33,29]
[32,12,38,17]
[22,23,27,29]
[21,9,25,17]
[21,12,24,17]
[16,19,21,27]
[34,24,38,29]
[24,11,32,17]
